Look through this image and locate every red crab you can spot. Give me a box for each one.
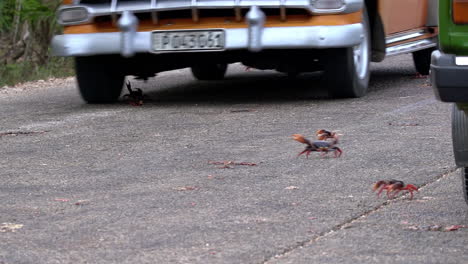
[123,81,144,106]
[373,180,419,199]
[292,134,342,158]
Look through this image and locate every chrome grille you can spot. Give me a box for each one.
[61,0,314,25]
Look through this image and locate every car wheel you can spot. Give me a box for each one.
[324,7,370,98]
[412,47,436,75]
[75,56,125,104]
[191,63,228,80]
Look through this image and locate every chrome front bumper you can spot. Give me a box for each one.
[52,24,363,56]
[52,7,363,57]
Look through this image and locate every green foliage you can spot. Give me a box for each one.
[0,0,58,25]
[0,0,15,32]
[0,0,60,39]
[0,0,64,85]
[22,0,58,22]
[0,57,74,87]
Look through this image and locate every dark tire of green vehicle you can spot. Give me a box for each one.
[191,63,228,80]
[451,104,468,205]
[412,47,436,75]
[323,8,370,98]
[75,57,125,104]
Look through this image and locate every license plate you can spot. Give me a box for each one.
[152,30,225,52]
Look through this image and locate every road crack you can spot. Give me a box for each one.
[262,167,458,263]
[0,130,48,137]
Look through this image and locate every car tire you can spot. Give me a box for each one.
[451,104,468,167]
[75,56,125,104]
[324,7,370,98]
[191,63,228,80]
[451,104,468,205]
[412,47,436,75]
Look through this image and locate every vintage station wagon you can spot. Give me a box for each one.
[431,0,468,205]
[52,0,438,103]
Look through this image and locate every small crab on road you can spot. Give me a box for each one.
[123,81,144,106]
[373,180,419,199]
[292,134,342,158]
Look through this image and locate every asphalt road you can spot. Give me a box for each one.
[1,54,467,264]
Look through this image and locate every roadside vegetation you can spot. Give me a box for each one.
[0,0,73,87]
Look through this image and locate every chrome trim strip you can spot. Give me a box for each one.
[110,0,117,12]
[151,0,158,24]
[191,0,199,22]
[52,23,363,56]
[280,0,287,21]
[235,0,242,21]
[386,29,426,45]
[110,0,118,24]
[386,38,437,57]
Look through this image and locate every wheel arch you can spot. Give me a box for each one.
[364,0,386,62]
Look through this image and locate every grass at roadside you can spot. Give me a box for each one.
[0,57,74,87]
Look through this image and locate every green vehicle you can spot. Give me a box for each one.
[431,0,468,205]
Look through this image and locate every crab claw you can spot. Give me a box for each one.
[404,184,419,200]
[405,184,419,191]
[292,134,309,144]
[333,147,342,158]
[372,181,387,191]
[372,181,389,197]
